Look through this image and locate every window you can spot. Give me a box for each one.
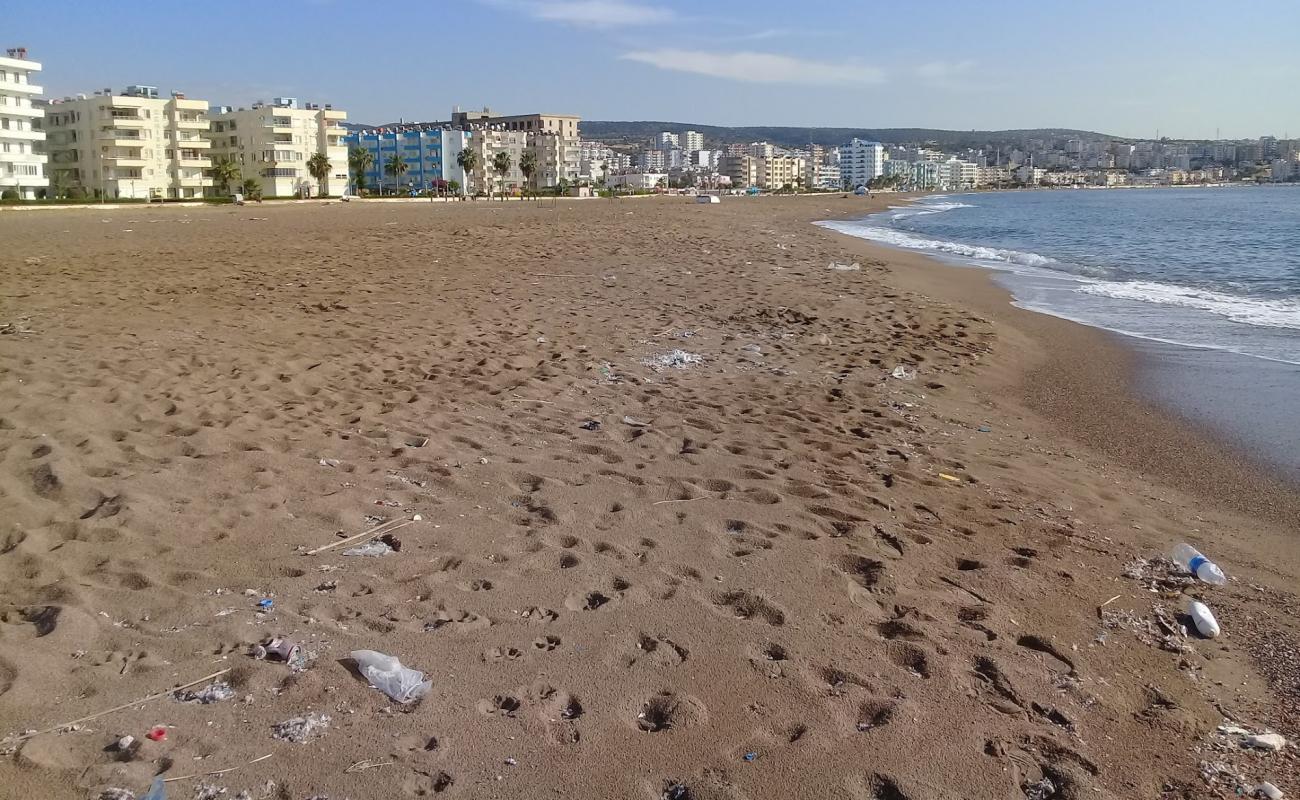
[1,143,8,152]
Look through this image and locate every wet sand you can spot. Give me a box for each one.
[1,195,1297,799]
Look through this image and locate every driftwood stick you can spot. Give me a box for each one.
[529,272,583,278]
[306,518,412,556]
[15,668,232,741]
[163,753,274,783]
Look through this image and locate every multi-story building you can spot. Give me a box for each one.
[657,131,679,150]
[941,158,979,189]
[208,97,348,197]
[637,149,666,172]
[682,130,704,152]
[466,127,528,195]
[0,47,46,199]
[344,127,471,194]
[747,141,774,160]
[839,138,885,189]
[719,154,759,189]
[43,85,211,200]
[447,107,580,190]
[757,155,806,190]
[451,107,579,139]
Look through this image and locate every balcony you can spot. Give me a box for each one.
[322,108,346,121]
[1,104,44,118]
[174,116,208,129]
[177,156,211,168]
[103,157,147,168]
[1,128,45,142]
[0,79,42,95]
[177,176,213,187]
[172,134,211,148]
[108,115,147,128]
[97,133,145,146]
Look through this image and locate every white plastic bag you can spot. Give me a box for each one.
[350,649,431,704]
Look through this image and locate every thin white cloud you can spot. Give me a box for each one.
[917,60,976,84]
[493,0,675,28]
[621,49,885,86]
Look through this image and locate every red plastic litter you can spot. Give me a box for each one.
[146,726,167,742]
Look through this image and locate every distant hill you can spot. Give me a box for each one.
[579,121,1122,149]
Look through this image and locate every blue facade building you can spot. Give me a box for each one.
[344,128,471,194]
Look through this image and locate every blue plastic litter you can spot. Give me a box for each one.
[141,776,166,800]
[743,751,757,762]
[257,599,273,610]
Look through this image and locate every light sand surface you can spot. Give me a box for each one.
[1,195,1297,799]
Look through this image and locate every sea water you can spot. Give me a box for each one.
[818,187,1300,479]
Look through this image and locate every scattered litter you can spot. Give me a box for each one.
[318,458,340,468]
[272,713,331,743]
[306,519,414,556]
[256,599,273,611]
[977,426,991,433]
[597,362,619,383]
[404,436,429,448]
[1186,599,1221,639]
[115,735,136,752]
[251,638,301,663]
[1023,777,1056,800]
[643,349,703,370]
[579,420,600,431]
[140,777,166,800]
[1243,733,1287,751]
[99,789,136,800]
[1122,556,1196,593]
[622,416,651,428]
[504,757,518,766]
[342,540,393,557]
[827,261,861,271]
[350,650,431,704]
[192,783,224,800]
[1257,781,1285,799]
[1171,543,1228,585]
[741,343,763,354]
[146,726,168,742]
[937,473,960,482]
[890,365,916,381]
[743,751,758,762]
[1101,603,1192,653]
[174,682,235,704]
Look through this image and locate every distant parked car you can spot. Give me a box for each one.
[695,194,720,204]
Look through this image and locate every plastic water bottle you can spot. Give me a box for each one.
[1185,599,1221,638]
[1170,543,1227,585]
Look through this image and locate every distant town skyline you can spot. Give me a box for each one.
[6,0,1300,140]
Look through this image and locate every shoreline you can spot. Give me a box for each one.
[813,196,1300,517]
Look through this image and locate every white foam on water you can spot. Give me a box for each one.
[1076,281,1300,331]
[816,219,1056,268]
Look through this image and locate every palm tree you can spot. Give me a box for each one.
[518,150,537,198]
[348,146,374,195]
[240,177,261,201]
[492,151,511,200]
[306,152,332,197]
[455,148,479,197]
[384,153,408,195]
[211,156,240,196]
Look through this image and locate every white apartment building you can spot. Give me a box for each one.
[208,98,348,197]
[657,131,679,150]
[839,138,884,189]
[683,130,704,152]
[638,149,666,171]
[942,158,979,189]
[0,47,47,199]
[466,127,528,195]
[43,85,212,200]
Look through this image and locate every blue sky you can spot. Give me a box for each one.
[8,0,1299,138]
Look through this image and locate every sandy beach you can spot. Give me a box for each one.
[1,195,1297,800]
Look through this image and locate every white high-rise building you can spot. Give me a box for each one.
[657,131,679,150]
[839,138,885,188]
[43,85,212,200]
[208,97,348,198]
[0,47,47,199]
[683,130,704,152]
